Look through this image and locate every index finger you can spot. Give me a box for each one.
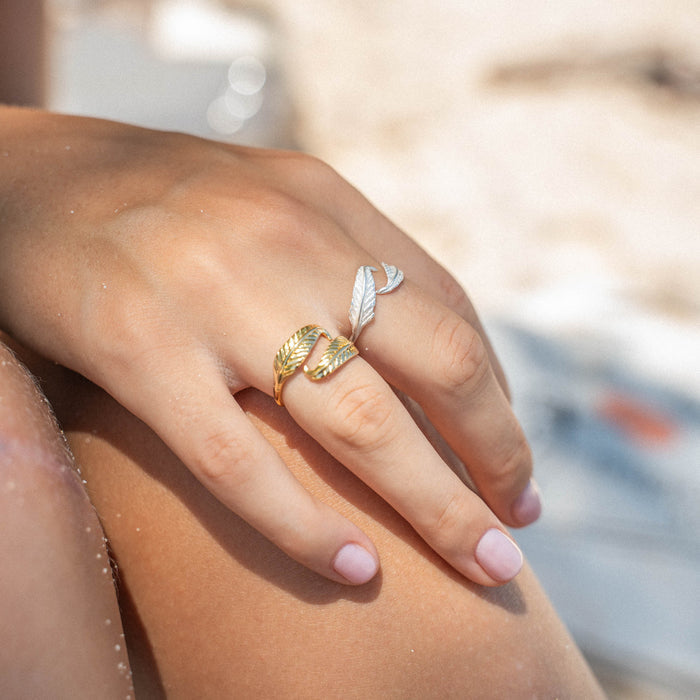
[100,349,381,586]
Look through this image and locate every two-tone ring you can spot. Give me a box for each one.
[273,325,358,406]
[273,262,404,406]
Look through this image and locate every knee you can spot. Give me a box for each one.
[0,341,110,628]
[0,341,91,529]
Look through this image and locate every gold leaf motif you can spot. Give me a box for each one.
[273,325,329,404]
[304,336,359,381]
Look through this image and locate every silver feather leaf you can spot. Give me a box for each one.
[348,265,377,343]
[377,262,404,295]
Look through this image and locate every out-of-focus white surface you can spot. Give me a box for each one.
[490,299,700,697]
[46,1,700,695]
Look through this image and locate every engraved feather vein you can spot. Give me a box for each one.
[274,326,325,380]
[305,337,357,379]
[348,266,377,342]
[377,262,404,294]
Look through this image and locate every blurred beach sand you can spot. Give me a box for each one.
[274,1,699,325]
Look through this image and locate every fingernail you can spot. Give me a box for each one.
[511,479,542,526]
[475,529,523,582]
[332,543,378,584]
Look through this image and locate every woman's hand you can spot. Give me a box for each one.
[0,107,540,585]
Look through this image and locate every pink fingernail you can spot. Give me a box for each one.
[332,543,378,584]
[511,479,542,526]
[475,529,523,582]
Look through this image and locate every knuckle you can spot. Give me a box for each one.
[80,288,141,369]
[255,189,321,250]
[260,186,307,222]
[436,269,472,318]
[195,429,253,491]
[84,292,165,379]
[326,376,396,452]
[431,314,489,394]
[174,235,224,278]
[270,151,349,206]
[289,152,342,186]
[491,437,533,494]
[426,491,472,552]
[269,500,326,555]
[163,232,230,298]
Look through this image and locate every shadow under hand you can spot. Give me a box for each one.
[39,355,524,615]
[19,351,531,696]
[15,334,527,615]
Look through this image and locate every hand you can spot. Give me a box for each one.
[0,108,540,586]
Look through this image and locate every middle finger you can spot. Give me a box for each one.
[355,280,536,529]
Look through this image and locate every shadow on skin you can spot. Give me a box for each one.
[9,336,600,698]
[39,350,525,613]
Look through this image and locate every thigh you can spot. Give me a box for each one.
[0,337,133,700]
[34,352,602,699]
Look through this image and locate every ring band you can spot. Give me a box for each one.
[348,262,404,343]
[273,262,402,405]
[273,325,359,406]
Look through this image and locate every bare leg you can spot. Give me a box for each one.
[30,351,604,699]
[0,340,133,699]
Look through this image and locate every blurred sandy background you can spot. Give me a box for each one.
[42,0,700,697]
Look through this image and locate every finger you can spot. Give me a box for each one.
[271,158,510,396]
[395,391,474,488]
[357,281,539,529]
[105,352,380,586]
[359,221,512,400]
[282,356,523,586]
